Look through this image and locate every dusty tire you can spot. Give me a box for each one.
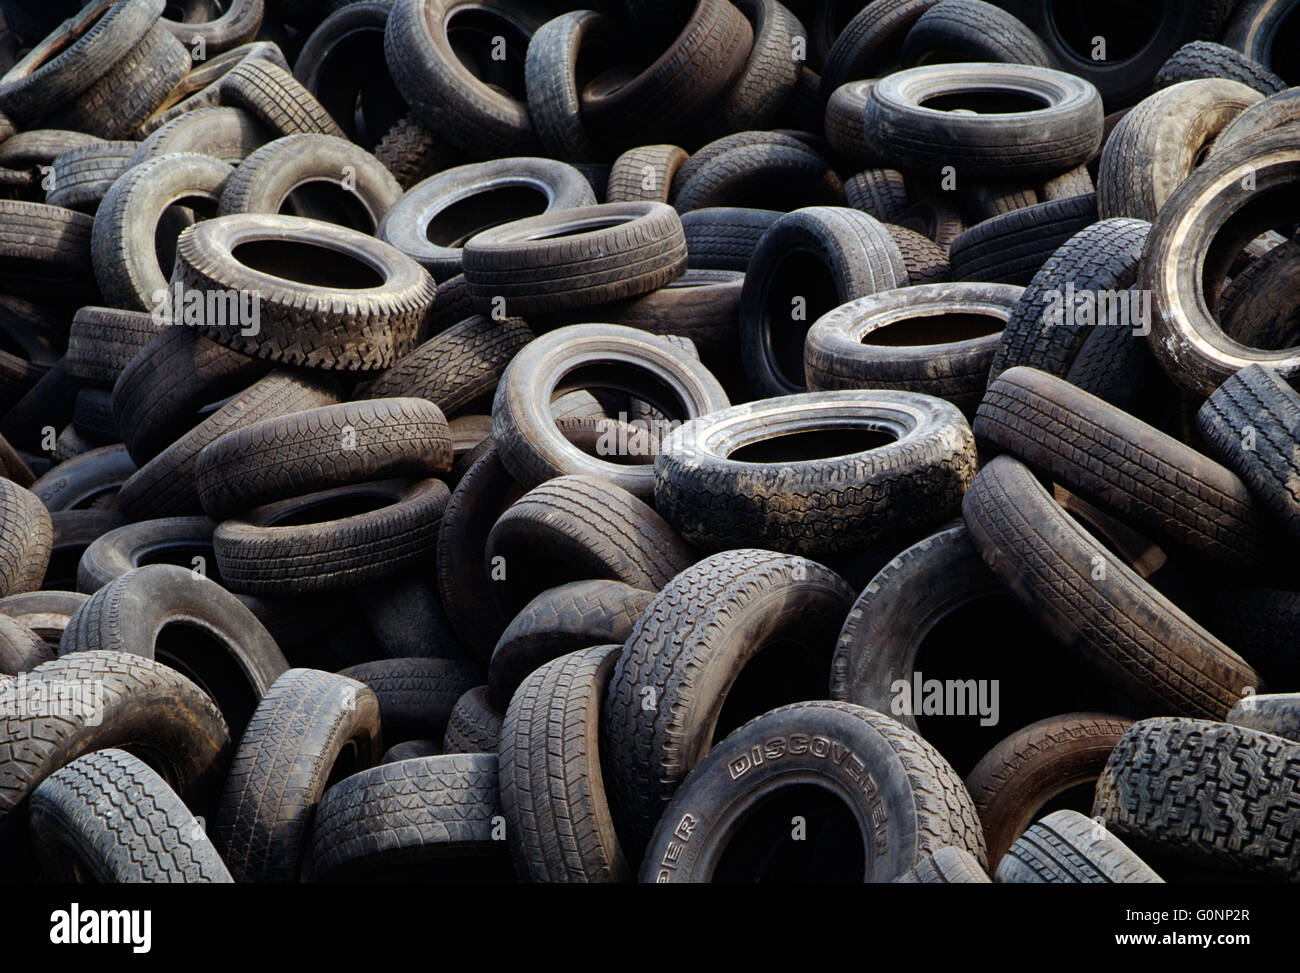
[996,809,1163,883]
[603,549,855,854]
[213,667,382,882]
[500,644,629,882]
[172,213,436,371]
[640,700,986,881]
[655,390,976,557]
[961,455,1259,720]
[491,323,729,499]
[965,713,1133,869]
[29,748,233,883]
[804,281,1020,414]
[1093,717,1300,880]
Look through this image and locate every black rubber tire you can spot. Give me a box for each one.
[1093,717,1300,880]
[308,752,511,881]
[0,591,89,650]
[372,114,459,190]
[60,563,288,737]
[0,201,95,299]
[1153,41,1287,94]
[1224,0,1300,84]
[673,142,843,213]
[48,21,192,140]
[66,307,165,388]
[376,157,595,280]
[491,323,729,499]
[488,581,652,709]
[29,748,233,883]
[1197,364,1300,541]
[384,0,539,159]
[702,0,803,137]
[436,443,522,658]
[90,152,233,312]
[886,224,951,284]
[998,0,1235,111]
[655,390,976,556]
[29,445,136,512]
[862,63,1103,177]
[603,549,855,854]
[895,846,991,883]
[820,0,940,104]
[442,685,503,754]
[524,10,618,163]
[0,650,230,850]
[0,477,52,597]
[382,740,440,763]
[977,366,1272,570]
[987,217,1150,381]
[948,194,1099,286]
[162,0,264,54]
[964,713,1133,869]
[217,133,401,234]
[1227,692,1300,744]
[462,202,688,316]
[292,0,404,149]
[485,474,697,619]
[1097,79,1262,222]
[1143,130,1300,396]
[362,314,534,417]
[805,281,1020,414]
[194,397,451,520]
[894,197,965,250]
[111,327,273,465]
[739,205,908,396]
[115,370,340,519]
[577,0,755,146]
[608,145,690,204]
[75,515,216,594]
[336,656,481,744]
[219,57,345,137]
[213,667,382,881]
[0,0,85,46]
[900,0,1051,68]
[500,644,629,882]
[639,700,986,881]
[0,0,163,127]
[137,41,290,136]
[823,80,881,162]
[45,141,138,214]
[961,455,1259,720]
[70,387,118,445]
[671,131,811,196]
[995,809,1163,883]
[680,205,781,270]
[0,614,53,676]
[214,477,450,595]
[130,105,276,166]
[843,168,909,223]
[173,213,435,371]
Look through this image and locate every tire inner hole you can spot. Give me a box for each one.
[447,9,530,99]
[1048,0,1163,63]
[727,425,897,463]
[154,619,256,735]
[861,310,1005,346]
[710,784,865,883]
[919,89,1052,114]
[426,185,550,247]
[766,249,840,389]
[281,179,377,234]
[231,239,386,289]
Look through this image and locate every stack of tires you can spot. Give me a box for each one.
[0,0,1297,884]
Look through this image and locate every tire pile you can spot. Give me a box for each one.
[0,0,1297,885]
